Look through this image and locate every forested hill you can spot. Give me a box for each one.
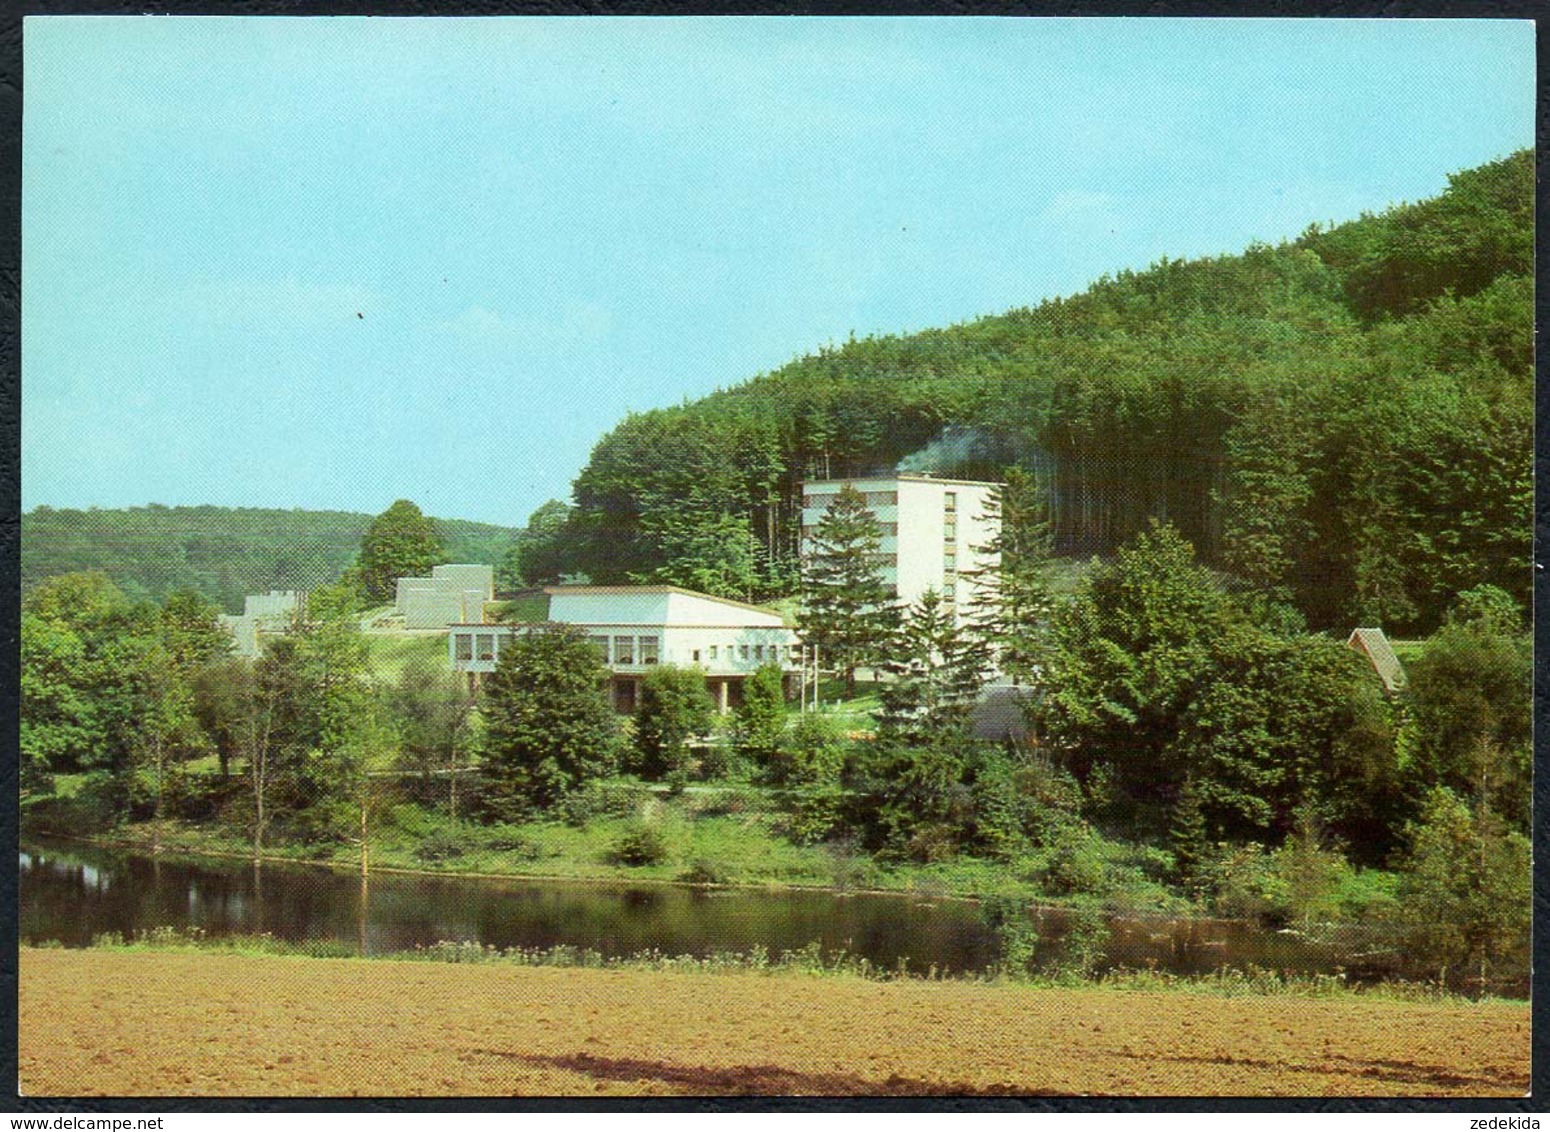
[20,505,518,613]
[562,150,1532,635]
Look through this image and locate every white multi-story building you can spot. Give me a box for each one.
[800,474,1000,621]
[448,584,800,712]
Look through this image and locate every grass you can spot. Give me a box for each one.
[50,924,1503,1004]
[364,633,451,682]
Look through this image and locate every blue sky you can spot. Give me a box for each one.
[23,16,1535,527]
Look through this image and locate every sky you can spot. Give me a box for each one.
[22,16,1536,528]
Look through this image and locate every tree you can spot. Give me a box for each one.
[1039,523,1234,794]
[863,589,993,860]
[1404,609,1530,832]
[877,589,992,747]
[385,658,475,817]
[634,665,715,783]
[734,662,787,774]
[965,467,1055,686]
[799,485,899,698]
[1394,787,1529,991]
[479,624,621,814]
[635,512,763,602]
[355,499,446,604]
[500,499,573,589]
[20,573,161,814]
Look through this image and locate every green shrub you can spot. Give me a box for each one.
[679,859,728,886]
[1049,903,1110,978]
[780,784,846,846]
[1041,826,1110,896]
[769,714,847,787]
[559,779,651,827]
[483,825,545,860]
[1204,841,1287,922]
[415,829,472,863]
[607,821,669,866]
[980,893,1039,977]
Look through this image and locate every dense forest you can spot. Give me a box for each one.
[559,151,1531,636]
[20,505,519,613]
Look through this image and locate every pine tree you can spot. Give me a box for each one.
[877,589,992,747]
[965,468,1055,686]
[798,485,899,699]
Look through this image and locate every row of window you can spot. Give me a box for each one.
[586,635,661,665]
[454,632,800,668]
[802,491,898,510]
[801,522,898,539]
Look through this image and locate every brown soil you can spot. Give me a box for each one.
[19,949,1529,1098]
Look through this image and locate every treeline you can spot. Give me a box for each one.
[556,151,1531,634]
[21,504,520,613]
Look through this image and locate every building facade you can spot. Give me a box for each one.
[396,563,494,629]
[800,474,1000,621]
[448,584,801,712]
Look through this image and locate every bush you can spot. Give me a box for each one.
[768,714,847,787]
[1049,903,1110,979]
[21,771,121,835]
[414,829,472,863]
[163,771,245,824]
[483,825,545,861]
[679,859,729,886]
[980,893,1039,978]
[1203,841,1286,922]
[607,821,669,867]
[559,779,651,827]
[778,783,845,846]
[1041,826,1110,897]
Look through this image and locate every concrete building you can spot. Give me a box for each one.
[396,564,494,630]
[217,590,303,657]
[448,584,801,712]
[800,474,1000,621]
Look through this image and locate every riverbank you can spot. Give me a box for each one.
[19,948,1529,1097]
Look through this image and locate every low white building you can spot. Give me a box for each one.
[218,590,303,657]
[800,474,1000,622]
[449,584,800,711]
[396,563,494,629]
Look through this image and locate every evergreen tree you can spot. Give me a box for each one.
[356,499,446,604]
[734,662,787,774]
[866,588,992,860]
[877,589,992,747]
[965,467,1055,686]
[799,485,899,698]
[1395,786,1529,991]
[1168,775,1209,897]
[479,624,621,814]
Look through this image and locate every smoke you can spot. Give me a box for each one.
[896,426,1012,476]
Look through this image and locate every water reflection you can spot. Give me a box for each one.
[19,838,1387,980]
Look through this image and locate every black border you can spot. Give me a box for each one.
[1,0,1544,1114]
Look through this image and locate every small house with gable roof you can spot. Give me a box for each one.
[1346,627,1407,694]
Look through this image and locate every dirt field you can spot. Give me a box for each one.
[19,948,1529,1097]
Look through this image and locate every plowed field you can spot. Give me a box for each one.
[19,949,1529,1097]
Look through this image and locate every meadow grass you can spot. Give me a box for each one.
[52,924,1505,1004]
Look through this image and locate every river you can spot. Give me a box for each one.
[20,837,1394,980]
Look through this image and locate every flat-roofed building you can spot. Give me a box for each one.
[799,474,1000,622]
[449,584,800,712]
[396,563,494,629]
